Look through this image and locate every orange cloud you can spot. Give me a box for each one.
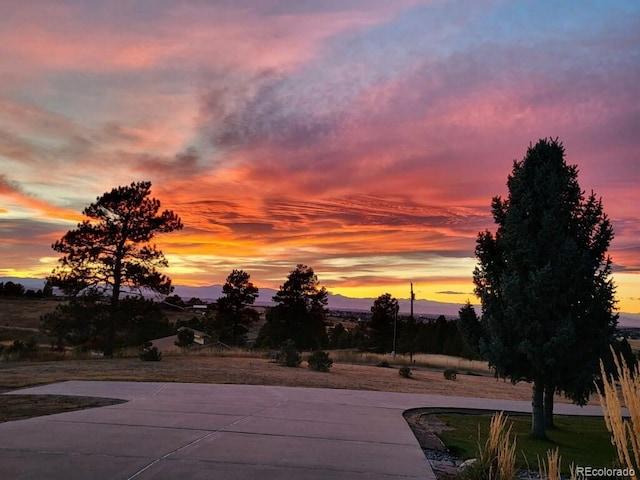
[1,0,638,315]
[0,176,83,222]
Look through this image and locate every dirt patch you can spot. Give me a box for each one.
[0,395,125,423]
[404,408,452,450]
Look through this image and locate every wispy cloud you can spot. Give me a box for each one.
[0,0,638,312]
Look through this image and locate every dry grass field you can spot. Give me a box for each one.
[0,352,595,405]
[0,298,55,346]
[0,298,56,330]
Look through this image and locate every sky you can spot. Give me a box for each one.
[0,0,639,313]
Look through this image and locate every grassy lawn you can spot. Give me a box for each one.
[436,412,618,473]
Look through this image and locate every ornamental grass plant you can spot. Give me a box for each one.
[461,411,517,480]
[598,350,640,480]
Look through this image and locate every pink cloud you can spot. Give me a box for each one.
[0,1,638,312]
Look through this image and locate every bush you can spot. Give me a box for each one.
[139,342,162,361]
[279,339,302,367]
[268,350,280,362]
[307,351,333,372]
[3,339,38,361]
[175,327,195,353]
[444,368,458,380]
[376,360,390,368]
[399,365,412,378]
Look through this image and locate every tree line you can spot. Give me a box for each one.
[41,253,476,358]
[0,281,53,298]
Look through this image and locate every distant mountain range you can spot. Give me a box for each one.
[169,283,465,318]
[0,276,468,317]
[3,277,639,326]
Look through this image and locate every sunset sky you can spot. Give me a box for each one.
[1,1,638,313]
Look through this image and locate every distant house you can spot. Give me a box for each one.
[150,335,180,353]
[150,327,211,353]
[161,301,186,312]
[186,304,209,315]
[178,327,211,345]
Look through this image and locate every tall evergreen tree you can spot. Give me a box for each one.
[48,181,183,357]
[368,293,399,353]
[397,314,419,360]
[257,264,327,349]
[473,138,617,438]
[456,301,483,360]
[215,269,259,345]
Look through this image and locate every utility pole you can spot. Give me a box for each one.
[410,282,415,319]
[392,305,398,359]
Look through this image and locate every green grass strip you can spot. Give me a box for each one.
[436,413,617,474]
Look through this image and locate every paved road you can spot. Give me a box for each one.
[1,381,604,479]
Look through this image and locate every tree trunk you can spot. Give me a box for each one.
[544,384,555,429]
[105,255,123,358]
[531,380,546,439]
[105,293,118,358]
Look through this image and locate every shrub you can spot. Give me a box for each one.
[307,350,333,372]
[268,350,280,362]
[140,342,162,361]
[376,360,390,368]
[399,365,412,378]
[444,368,458,380]
[279,339,302,367]
[3,339,38,361]
[175,327,195,353]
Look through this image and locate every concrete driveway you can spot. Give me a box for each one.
[0,381,604,479]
